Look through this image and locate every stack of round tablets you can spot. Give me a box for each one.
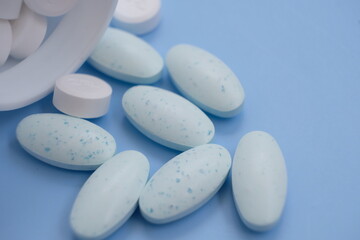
[0,0,79,67]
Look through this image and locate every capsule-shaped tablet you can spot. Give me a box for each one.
[24,0,79,17]
[16,113,116,170]
[88,27,163,84]
[0,19,12,66]
[0,0,22,19]
[232,131,287,231]
[122,86,215,151]
[70,151,150,239]
[166,44,245,118]
[139,144,231,224]
[10,4,47,60]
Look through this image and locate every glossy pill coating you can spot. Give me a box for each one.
[88,27,163,84]
[139,144,231,224]
[232,131,287,231]
[16,113,116,170]
[166,44,245,118]
[0,0,22,19]
[70,151,150,240]
[53,74,112,118]
[24,0,79,17]
[122,86,215,151]
[112,0,161,35]
[10,4,47,60]
[0,19,12,66]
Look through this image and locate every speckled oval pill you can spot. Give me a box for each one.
[16,113,116,170]
[70,151,149,239]
[232,131,287,231]
[139,144,231,224]
[166,44,245,118]
[122,86,215,151]
[88,27,163,84]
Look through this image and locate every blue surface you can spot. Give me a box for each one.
[1,0,360,239]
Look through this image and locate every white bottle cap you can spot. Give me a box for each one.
[53,74,112,118]
[112,0,161,35]
[24,0,79,17]
[0,0,22,19]
[0,19,12,66]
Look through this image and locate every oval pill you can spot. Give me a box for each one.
[53,74,112,119]
[139,144,231,224]
[0,0,22,19]
[88,27,163,84]
[24,0,79,17]
[0,19,12,66]
[122,86,215,151]
[10,4,47,60]
[166,44,245,118]
[70,150,149,239]
[112,0,161,35]
[232,131,287,231]
[16,113,116,170]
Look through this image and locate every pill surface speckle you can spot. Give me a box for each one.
[53,74,112,118]
[70,150,149,240]
[166,44,245,118]
[232,131,287,231]
[112,0,161,35]
[88,27,163,84]
[139,144,231,224]
[16,113,116,170]
[122,86,215,151]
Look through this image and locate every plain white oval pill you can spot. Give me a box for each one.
[53,74,112,119]
[166,44,245,118]
[0,0,22,19]
[122,86,215,151]
[71,150,149,240]
[0,19,12,66]
[112,0,161,35]
[88,27,163,84]
[16,113,116,170]
[232,131,287,231]
[24,0,79,17]
[139,144,231,224]
[10,4,47,60]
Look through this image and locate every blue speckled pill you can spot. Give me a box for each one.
[166,44,245,118]
[139,144,231,224]
[16,113,116,170]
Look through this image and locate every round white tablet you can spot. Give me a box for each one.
[53,74,112,118]
[24,0,79,17]
[0,19,12,66]
[112,0,161,35]
[0,0,23,19]
[10,4,47,60]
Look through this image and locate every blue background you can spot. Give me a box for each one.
[1,0,360,239]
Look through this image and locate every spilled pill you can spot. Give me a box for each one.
[53,74,112,119]
[24,0,79,17]
[88,27,163,84]
[122,86,215,151]
[166,44,245,118]
[10,4,47,60]
[70,150,149,240]
[232,131,287,231]
[139,144,231,224]
[16,113,116,170]
[0,19,12,66]
[112,0,161,35]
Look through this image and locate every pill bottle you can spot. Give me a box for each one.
[0,0,117,111]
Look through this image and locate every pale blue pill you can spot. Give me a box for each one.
[166,44,245,118]
[88,27,163,84]
[16,113,116,170]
